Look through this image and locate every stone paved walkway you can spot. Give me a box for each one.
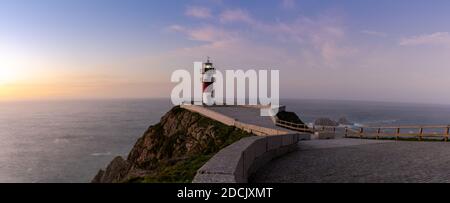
[251,138,450,183]
[206,106,295,132]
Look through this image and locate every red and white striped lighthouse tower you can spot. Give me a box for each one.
[201,57,216,105]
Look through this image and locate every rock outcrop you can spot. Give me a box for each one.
[92,106,253,183]
[276,111,307,126]
[314,117,353,126]
[314,118,339,126]
[338,117,353,125]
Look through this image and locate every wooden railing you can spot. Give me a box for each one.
[275,119,313,133]
[275,119,338,134]
[344,125,450,141]
[181,104,291,136]
[275,118,450,141]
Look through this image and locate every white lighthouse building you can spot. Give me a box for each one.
[201,57,216,105]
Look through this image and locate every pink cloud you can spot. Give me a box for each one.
[219,9,254,24]
[156,9,450,103]
[188,27,234,42]
[185,6,212,19]
[245,16,351,66]
[169,25,237,43]
[171,8,354,68]
[168,25,185,32]
[400,32,450,46]
[361,30,387,37]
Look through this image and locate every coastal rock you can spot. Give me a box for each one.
[338,117,353,125]
[92,156,130,183]
[91,106,253,183]
[314,118,339,126]
[276,111,307,125]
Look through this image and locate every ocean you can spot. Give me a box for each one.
[0,99,172,183]
[1,98,450,183]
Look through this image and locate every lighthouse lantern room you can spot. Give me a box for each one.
[201,57,216,105]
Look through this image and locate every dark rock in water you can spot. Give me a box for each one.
[276,111,307,126]
[92,156,130,183]
[338,117,353,125]
[314,118,339,126]
[91,106,253,183]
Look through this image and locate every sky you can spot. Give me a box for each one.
[1,0,450,104]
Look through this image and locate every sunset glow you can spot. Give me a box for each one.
[1,0,450,104]
[4,0,450,187]
[0,68,15,85]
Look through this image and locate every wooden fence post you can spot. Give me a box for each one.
[360,127,364,139]
[396,128,400,140]
[446,126,449,142]
[376,128,381,140]
[419,128,423,141]
[299,125,450,142]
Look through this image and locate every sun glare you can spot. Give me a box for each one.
[0,68,17,85]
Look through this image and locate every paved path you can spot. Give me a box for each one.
[251,138,450,183]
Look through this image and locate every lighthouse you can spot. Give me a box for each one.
[201,57,216,105]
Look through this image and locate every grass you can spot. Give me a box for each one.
[138,155,214,183]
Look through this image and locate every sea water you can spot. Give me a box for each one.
[0,99,172,183]
[1,98,450,183]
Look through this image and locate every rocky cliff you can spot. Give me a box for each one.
[92,106,253,183]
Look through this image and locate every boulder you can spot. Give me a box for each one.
[338,117,353,125]
[314,118,338,126]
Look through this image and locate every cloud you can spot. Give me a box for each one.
[219,9,254,24]
[172,8,355,68]
[169,25,237,43]
[281,0,296,9]
[219,8,348,59]
[149,8,450,103]
[185,6,212,19]
[188,26,235,43]
[361,30,387,37]
[168,25,185,32]
[251,16,353,66]
[400,32,450,46]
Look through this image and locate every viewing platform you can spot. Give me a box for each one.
[181,104,450,183]
[251,138,450,183]
[180,104,311,183]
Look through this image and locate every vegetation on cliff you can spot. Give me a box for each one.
[92,106,254,183]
